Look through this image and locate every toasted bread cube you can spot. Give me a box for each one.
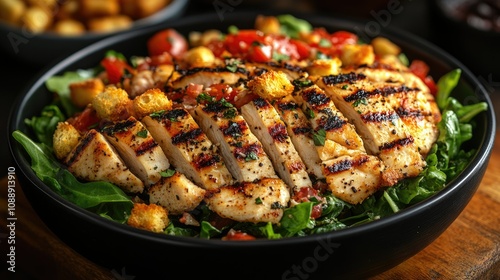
[307,58,342,77]
[255,15,280,35]
[184,46,215,68]
[371,37,401,57]
[56,0,79,20]
[88,15,132,33]
[133,88,172,119]
[92,86,133,121]
[0,0,26,23]
[148,172,206,215]
[25,0,56,9]
[247,70,294,100]
[127,203,169,233]
[69,78,104,108]
[53,122,81,160]
[79,0,119,18]
[340,44,375,66]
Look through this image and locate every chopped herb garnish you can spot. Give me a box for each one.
[160,169,176,178]
[272,51,290,61]
[136,129,148,138]
[312,129,326,146]
[319,38,332,48]
[105,50,126,61]
[353,98,368,107]
[245,151,259,161]
[196,92,215,103]
[341,84,349,90]
[398,53,409,66]
[223,108,237,119]
[225,58,241,73]
[219,98,234,108]
[270,202,284,209]
[150,110,166,118]
[305,108,315,119]
[293,78,313,88]
[228,25,239,34]
[255,197,263,204]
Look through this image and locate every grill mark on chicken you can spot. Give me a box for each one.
[265,61,304,74]
[101,118,135,134]
[66,129,96,167]
[344,85,416,103]
[193,153,223,169]
[171,128,203,145]
[268,123,288,143]
[323,155,370,175]
[322,72,366,85]
[203,101,231,114]
[176,66,249,76]
[292,126,312,135]
[233,143,264,161]
[380,136,414,151]
[396,107,424,119]
[361,111,399,123]
[317,111,347,131]
[222,121,248,138]
[277,101,299,111]
[302,87,330,109]
[134,139,159,156]
[252,97,271,109]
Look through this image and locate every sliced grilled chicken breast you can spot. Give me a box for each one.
[273,95,324,179]
[321,153,385,204]
[65,129,144,193]
[191,101,278,182]
[294,84,366,160]
[170,67,248,89]
[205,178,290,224]
[248,61,306,80]
[102,116,170,187]
[317,73,427,184]
[149,171,206,215]
[142,108,234,191]
[241,97,312,193]
[342,66,440,155]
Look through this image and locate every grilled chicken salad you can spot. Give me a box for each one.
[14,15,487,240]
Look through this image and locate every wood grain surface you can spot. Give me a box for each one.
[1,133,499,280]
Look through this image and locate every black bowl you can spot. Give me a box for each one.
[8,11,496,280]
[0,0,188,66]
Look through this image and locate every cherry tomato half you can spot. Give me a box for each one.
[147,29,188,60]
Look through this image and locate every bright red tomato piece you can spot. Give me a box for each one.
[147,29,188,60]
[100,56,134,84]
[223,230,256,241]
[67,106,100,133]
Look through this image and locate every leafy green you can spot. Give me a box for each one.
[277,14,312,39]
[24,104,65,147]
[278,201,314,237]
[12,130,133,222]
[45,69,96,116]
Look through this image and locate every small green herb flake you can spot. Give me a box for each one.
[245,151,259,161]
[228,25,239,34]
[319,38,332,48]
[223,108,237,119]
[150,110,166,118]
[353,98,368,107]
[272,51,290,61]
[255,197,263,204]
[196,92,215,103]
[136,129,148,138]
[160,169,176,178]
[305,108,315,119]
[341,84,349,90]
[312,129,326,146]
[270,201,283,209]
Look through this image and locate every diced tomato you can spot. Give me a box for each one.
[100,56,134,84]
[224,29,264,55]
[248,44,273,63]
[409,60,430,80]
[292,187,324,219]
[409,60,437,95]
[330,31,358,47]
[147,29,188,60]
[149,52,173,66]
[67,106,100,133]
[289,39,311,60]
[223,229,256,241]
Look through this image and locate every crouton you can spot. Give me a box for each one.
[120,0,169,19]
[79,0,119,18]
[306,58,342,77]
[92,86,133,121]
[340,44,375,67]
[69,78,104,108]
[127,203,169,233]
[184,46,215,68]
[371,37,401,57]
[255,15,281,35]
[133,88,172,119]
[53,122,81,160]
[247,70,294,100]
[21,6,52,33]
[0,0,26,24]
[148,172,206,215]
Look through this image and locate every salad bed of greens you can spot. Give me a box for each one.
[12,67,487,239]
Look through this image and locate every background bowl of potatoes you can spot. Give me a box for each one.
[0,0,188,66]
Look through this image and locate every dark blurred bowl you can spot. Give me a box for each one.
[8,11,496,280]
[0,0,188,66]
[429,0,500,79]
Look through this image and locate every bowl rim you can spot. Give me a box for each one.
[8,11,497,248]
[0,0,189,40]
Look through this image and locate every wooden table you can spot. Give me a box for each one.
[1,133,499,280]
